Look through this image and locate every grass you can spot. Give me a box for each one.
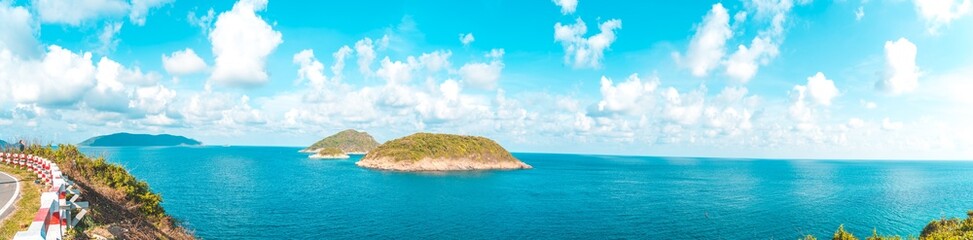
[307,129,380,153]
[365,133,517,162]
[317,147,345,156]
[0,164,41,238]
[802,210,973,240]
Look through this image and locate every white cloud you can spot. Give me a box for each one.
[855,6,865,21]
[913,0,972,33]
[459,49,504,90]
[355,37,377,76]
[208,0,282,87]
[0,45,97,106]
[459,33,475,46]
[0,1,39,58]
[129,84,176,115]
[594,73,659,115]
[418,50,451,72]
[32,0,129,25]
[330,45,353,81]
[876,38,920,95]
[724,0,792,83]
[292,49,328,89]
[97,22,123,54]
[675,3,731,77]
[552,0,578,14]
[861,100,877,109]
[162,48,208,76]
[848,118,865,128]
[188,8,215,31]
[554,18,622,69]
[882,117,903,131]
[375,56,417,85]
[129,0,172,25]
[800,72,839,106]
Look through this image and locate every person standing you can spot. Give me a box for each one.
[17,139,25,152]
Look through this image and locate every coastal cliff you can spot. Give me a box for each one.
[302,129,379,154]
[356,133,531,171]
[22,144,194,239]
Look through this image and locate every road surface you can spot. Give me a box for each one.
[0,171,20,222]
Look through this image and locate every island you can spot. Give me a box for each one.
[301,129,380,157]
[79,133,202,147]
[309,147,350,159]
[355,133,532,171]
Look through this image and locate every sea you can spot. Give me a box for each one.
[78,146,973,239]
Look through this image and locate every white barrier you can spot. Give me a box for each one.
[1,152,88,240]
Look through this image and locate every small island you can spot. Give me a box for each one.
[309,147,350,159]
[79,133,202,147]
[301,129,380,156]
[356,133,532,171]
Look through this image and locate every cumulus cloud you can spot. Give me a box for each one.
[882,117,903,131]
[593,73,659,115]
[419,50,451,72]
[375,56,418,85]
[552,0,578,15]
[675,3,731,77]
[162,48,208,76]
[913,0,972,33]
[32,0,129,25]
[330,45,353,81]
[876,38,920,95]
[0,1,39,58]
[799,72,839,106]
[0,45,97,107]
[129,0,172,25]
[292,49,328,89]
[724,0,792,83]
[355,37,377,76]
[855,6,865,21]
[459,49,504,90]
[208,0,282,87]
[459,33,475,46]
[554,18,622,69]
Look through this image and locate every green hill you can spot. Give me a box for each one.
[303,129,379,153]
[356,133,531,171]
[79,133,201,147]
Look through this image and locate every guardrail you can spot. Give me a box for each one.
[1,153,88,240]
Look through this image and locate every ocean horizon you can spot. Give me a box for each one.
[78,146,973,239]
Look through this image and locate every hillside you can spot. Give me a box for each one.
[80,133,201,147]
[302,129,379,153]
[356,133,532,171]
[22,144,194,239]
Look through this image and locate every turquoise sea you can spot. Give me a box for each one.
[79,146,973,239]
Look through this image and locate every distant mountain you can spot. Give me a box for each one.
[79,133,202,147]
[0,140,8,148]
[302,129,380,154]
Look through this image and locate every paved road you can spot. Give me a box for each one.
[0,171,20,221]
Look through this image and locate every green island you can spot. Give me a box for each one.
[356,132,532,171]
[301,129,380,154]
[803,210,973,240]
[309,147,349,159]
[8,144,194,239]
[79,132,201,147]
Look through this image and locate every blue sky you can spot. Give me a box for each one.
[1,0,972,159]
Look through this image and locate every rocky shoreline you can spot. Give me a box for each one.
[356,157,532,171]
[309,153,350,159]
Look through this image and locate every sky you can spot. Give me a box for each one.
[0,0,972,159]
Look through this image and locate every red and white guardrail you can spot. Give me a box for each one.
[2,152,88,240]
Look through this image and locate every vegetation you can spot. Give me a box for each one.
[317,147,345,156]
[22,144,192,239]
[79,132,201,147]
[364,133,517,162]
[0,164,41,238]
[305,129,380,153]
[801,210,972,240]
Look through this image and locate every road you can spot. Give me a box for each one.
[0,171,20,221]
